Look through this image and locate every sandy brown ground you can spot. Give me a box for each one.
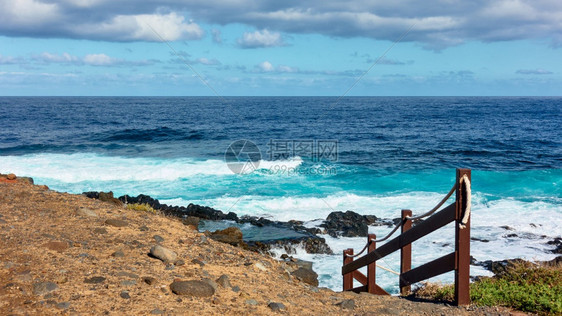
[0,177,521,315]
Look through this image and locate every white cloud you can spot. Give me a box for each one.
[237,29,286,48]
[79,13,204,41]
[83,54,118,66]
[253,61,365,76]
[0,54,23,64]
[277,65,299,73]
[258,61,275,72]
[196,57,221,65]
[33,52,155,67]
[0,0,561,47]
[0,0,60,28]
[0,2,203,42]
[38,52,80,63]
[516,68,553,75]
[168,55,222,66]
[59,0,106,9]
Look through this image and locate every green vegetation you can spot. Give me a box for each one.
[126,203,158,214]
[412,261,562,315]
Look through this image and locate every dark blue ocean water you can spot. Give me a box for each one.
[1,96,560,171]
[1,96,561,291]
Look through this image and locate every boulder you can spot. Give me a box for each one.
[291,267,319,286]
[82,191,100,199]
[209,227,245,247]
[201,278,218,291]
[474,258,531,277]
[182,216,200,229]
[98,191,123,206]
[238,215,322,235]
[294,259,313,270]
[76,207,98,218]
[547,237,562,254]
[301,236,333,254]
[321,211,368,237]
[184,203,238,221]
[18,176,34,184]
[246,236,333,255]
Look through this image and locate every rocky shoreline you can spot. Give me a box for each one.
[84,190,562,266]
[1,173,557,315]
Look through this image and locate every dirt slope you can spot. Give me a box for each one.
[0,178,517,315]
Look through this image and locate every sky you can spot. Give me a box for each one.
[0,0,561,96]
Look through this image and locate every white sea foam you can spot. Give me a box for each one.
[0,153,230,181]
[257,156,303,171]
[0,153,303,182]
[166,191,461,222]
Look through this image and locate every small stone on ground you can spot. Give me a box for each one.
[268,302,286,311]
[149,245,177,263]
[169,280,215,297]
[32,282,58,296]
[44,241,69,252]
[216,275,231,288]
[84,276,106,284]
[105,218,128,227]
[336,299,355,310]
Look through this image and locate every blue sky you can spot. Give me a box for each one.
[0,0,561,96]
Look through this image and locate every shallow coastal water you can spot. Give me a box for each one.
[1,96,560,293]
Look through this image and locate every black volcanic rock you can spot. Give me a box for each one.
[83,191,100,199]
[183,203,238,221]
[85,192,239,221]
[119,194,161,209]
[321,211,368,237]
[246,236,333,255]
[83,191,331,255]
[547,237,562,254]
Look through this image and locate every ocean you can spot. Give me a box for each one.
[1,96,561,293]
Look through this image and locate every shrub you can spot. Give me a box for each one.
[412,261,562,315]
[127,203,158,214]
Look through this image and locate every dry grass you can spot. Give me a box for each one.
[126,202,158,214]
